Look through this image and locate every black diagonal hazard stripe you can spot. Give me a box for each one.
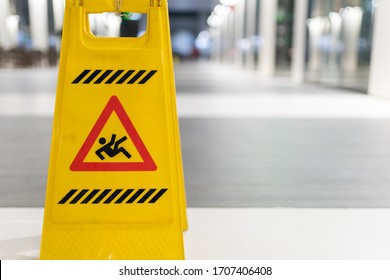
[72,69,157,84]
[137,189,157,203]
[106,70,125,84]
[128,70,146,84]
[94,70,113,84]
[139,70,157,84]
[84,70,102,84]
[126,189,145,203]
[72,70,91,84]
[115,189,134,204]
[149,189,168,203]
[104,189,123,204]
[117,70,135,84]
[81,189,100,204]
[92,189,112,204]
[58,188,167,205]
[70,189,89,204]
[58,189,78,204]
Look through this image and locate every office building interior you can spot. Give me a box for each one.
[1,0,390,259]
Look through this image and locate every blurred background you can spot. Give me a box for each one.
[0,0,377,92]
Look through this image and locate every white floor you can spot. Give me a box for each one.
[177,93,390,119]
[3,91,390,119]
[1,207,390,260]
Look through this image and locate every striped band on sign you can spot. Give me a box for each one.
[58,188,168,205]
[72,69,158,85]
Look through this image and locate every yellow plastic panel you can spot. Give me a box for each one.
[40,0,187,260]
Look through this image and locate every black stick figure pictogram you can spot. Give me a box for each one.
[95,134,132,160]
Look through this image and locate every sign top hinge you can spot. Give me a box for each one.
[73,0,83,6]
[150,0,162,7]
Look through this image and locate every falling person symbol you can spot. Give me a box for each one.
[95,134,132,160]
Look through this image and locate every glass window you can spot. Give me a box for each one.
[305,0,374,92]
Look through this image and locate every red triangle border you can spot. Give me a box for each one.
[70,95,157,172]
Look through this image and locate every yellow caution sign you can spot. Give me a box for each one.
[40,0,187,259]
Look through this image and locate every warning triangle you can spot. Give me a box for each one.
[70,95,157,172]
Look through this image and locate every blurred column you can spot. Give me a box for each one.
[0,0,18,50]
[0,0,10,49]
[234,0,245,67]
[221,12,229,62]
[227,12,236,63]
[258,0,277,76]
[341,6,363,72]
[52,0,65,33]
[28,0,49,52]
[306,17,325,74]
[210,28,222,62]
[221,11,235,63]
[368,0,390,97]
[245,0,257,69]
[328,11,342,70]
[291,0,309,84]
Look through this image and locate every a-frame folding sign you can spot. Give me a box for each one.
[40,0,187,259]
